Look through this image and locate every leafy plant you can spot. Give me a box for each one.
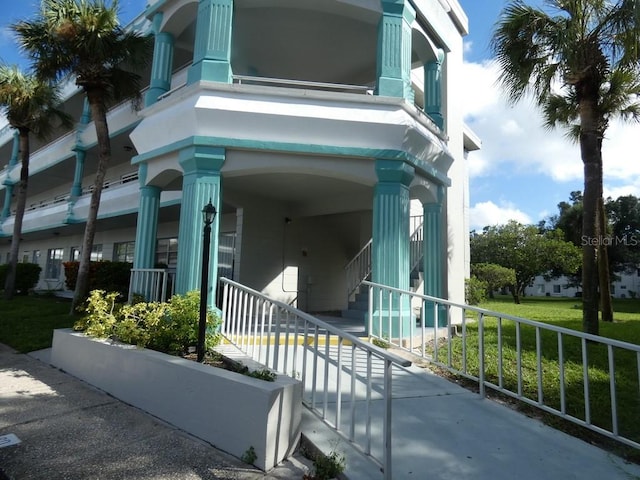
[465,277,487,305]
[247,369,277,382]
[74,290,221,355]
[371,337,390,349]
[307,449,345,480]
[240,446,257,465]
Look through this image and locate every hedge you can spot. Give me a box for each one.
[0,263,42,295]
[63,261,132,298]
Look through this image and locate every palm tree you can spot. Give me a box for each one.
[491,0,640,335]
[13,0,152,312]
[0,65,71,299]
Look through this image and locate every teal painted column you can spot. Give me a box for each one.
[371,159,414,338]
[70,148,86,197]
[376,0,415,101]
[424,50,445,129]
[187,0,233,84]
[133,185,161,269]
[8,131,19,168]
[423,186,446,327]
[1,183,14,220]
[175,146,224,309]
[145,13,175,107]
[67,100,91,223]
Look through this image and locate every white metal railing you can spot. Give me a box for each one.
[344,216,423,301]
[81,171,138,196]
[344,239,372,300]
[219,277,411,480]
[232,75,371,94]
[409,219,424,274]
[364,280,640,450]
[128,268,175,303]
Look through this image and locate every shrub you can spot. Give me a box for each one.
[63,261,132,298]
[0,263,42,295]
[74,290,221,355]
[465,276,487,305]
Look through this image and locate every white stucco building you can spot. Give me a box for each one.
[0,0,479,330]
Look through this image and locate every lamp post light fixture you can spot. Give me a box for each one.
[197,199,217,362]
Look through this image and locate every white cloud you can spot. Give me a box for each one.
[461,59,638,186]
[469,201,532,231]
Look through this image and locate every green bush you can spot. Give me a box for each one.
[63,261,132,298]
[74,290,221,355]
[0,263,42,295]
[465,276,488,305]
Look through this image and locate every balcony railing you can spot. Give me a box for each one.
[9,171,138,216]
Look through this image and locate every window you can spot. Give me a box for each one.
[553,285,561,294]
[32,250,41,265]
[621,285,627,290]
[22,253,29,263]
[156,238,178,267]
[113,241,135,263]
[45,248,64,279]
[70,245,103,262]
[218,233,236,280]
[91,244,103,261]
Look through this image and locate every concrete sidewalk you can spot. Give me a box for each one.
[0,344,310,480]
[3,337,640,480]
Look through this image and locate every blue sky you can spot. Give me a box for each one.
[1,1,635,231]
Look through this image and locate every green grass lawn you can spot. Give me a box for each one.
[0,295,77,353]
[432,295,640,458]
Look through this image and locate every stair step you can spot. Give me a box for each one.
[355,291,369,303]
[341,309,368,321]
[348,300,368,310]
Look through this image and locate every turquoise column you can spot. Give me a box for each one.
[66,100,91,222]
[2,133,18,220]
[187,0,233,84]
[376,0,415,101]
[1,183,13,220]
[8,131,19,168]
[175,146,224,309]
[423,186,446,327]
[133,185,161,269]
[424,50,445,129]
[70,149,86,197]
[371,159,414,338]
[145,13,175,107]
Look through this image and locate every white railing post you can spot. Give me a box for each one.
[478,312,486,398]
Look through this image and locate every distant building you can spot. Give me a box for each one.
[0,0,479,327]
[526,272,640,299]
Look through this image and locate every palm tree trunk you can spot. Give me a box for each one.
[580,101,601,336]
[598,196,614,322]
[4,130,30,299]
[71,90,111,313]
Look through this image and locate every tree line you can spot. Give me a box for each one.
[470,192,640,325]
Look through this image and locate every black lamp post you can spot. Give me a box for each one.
[197,199,217,362]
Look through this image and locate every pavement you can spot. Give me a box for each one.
[0,343,311,480]
[3,323,640,480]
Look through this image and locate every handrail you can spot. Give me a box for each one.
[344,239,372,300]
[344,216,424,301]
[363,279,640,450]
[232,75,371,94]
[219,277,410,480]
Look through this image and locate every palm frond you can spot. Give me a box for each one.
[0,64,72,140]
[12,0,151,102]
